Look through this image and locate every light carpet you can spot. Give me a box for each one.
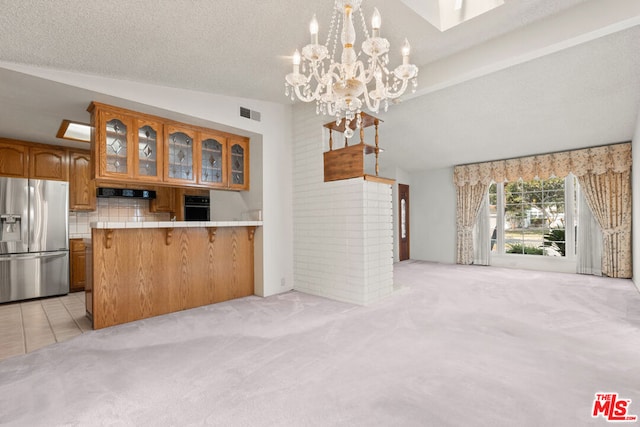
[1,261,639,426]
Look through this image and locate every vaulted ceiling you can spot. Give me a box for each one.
[0,0,639,171]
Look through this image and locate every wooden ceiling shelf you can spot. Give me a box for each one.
[323,113,393,184]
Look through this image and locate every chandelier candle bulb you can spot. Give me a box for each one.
[371,8,381,37]
[293,49,301,74]
[310,15,319,45]
[402,38,411,64]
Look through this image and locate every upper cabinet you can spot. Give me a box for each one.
[165,124,196,185]
[30,146,69,181]
[89,103,164,183]
[0,139,68,181]
[69,149,96,211]
[102,111,132,179]
[199,131,228,188]
[228,139,249,191]
[0,140,28,177]
[89,102,249,191]
[149,186,176,213]
[135,118,163,183]
[198,132,250,190]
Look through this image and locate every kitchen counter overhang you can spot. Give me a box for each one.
[86,221,262,329]
[91,220,263,229]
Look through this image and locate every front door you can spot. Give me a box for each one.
[399,184,410,261]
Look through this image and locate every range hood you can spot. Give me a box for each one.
[96,188,156,199]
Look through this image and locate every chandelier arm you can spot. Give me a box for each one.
[293,83,325,103]
[322,64,343,88]
[360,59,380,85]
[310,58,342,86]
[361,87,381,113]
[308,61,326,85]
[353,60,370,84]
[384,79,410,99]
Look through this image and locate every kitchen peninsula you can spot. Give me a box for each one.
[86,220,261,329]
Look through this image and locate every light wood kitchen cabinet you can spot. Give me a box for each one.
[70,239,86,293]
[0,140,28,177]
[164,124,197,185]
[198,131,228,188]
[29,146,68,181]
[149,186,176,213]
[89,102,250,191]
[89,102,164,184]
[69,149,96,211]
[228,138,250,191]
[0,138,71,181]
[134,117,164,183]
[91,106,133,180]
[197,134,250,191]
[89,225,257,329]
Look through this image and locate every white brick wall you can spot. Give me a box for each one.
[293,105,394,305]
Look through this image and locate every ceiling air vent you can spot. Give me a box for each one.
[239,107,261,122]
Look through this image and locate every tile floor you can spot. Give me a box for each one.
[0,292,91,362]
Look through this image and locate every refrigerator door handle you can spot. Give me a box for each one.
[0,251,68,261]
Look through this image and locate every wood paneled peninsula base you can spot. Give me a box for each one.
[86,221,261,329]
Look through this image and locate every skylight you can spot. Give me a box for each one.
[401,0,505,31]
[56,120,91,142]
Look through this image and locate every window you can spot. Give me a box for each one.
[489,175,577,258]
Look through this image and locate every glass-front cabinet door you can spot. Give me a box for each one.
[134,118,163,182]
[228,138,249,190]
[199,132,227,188]
[165,125,196,184]
[101,111,133,179]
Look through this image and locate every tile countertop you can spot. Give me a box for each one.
[90,221,263,229]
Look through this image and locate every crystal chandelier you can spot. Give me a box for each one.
[285,0,418,138]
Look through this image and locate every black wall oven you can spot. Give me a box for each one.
[184,195,210,221]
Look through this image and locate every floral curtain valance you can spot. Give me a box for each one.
[453,143,631,186]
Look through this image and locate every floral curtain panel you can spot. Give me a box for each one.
[456,181,490,265]
[453,143,631,277]
[578,170,631,278]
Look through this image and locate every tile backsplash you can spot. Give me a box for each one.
[69,198,170,238]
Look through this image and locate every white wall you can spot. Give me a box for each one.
[409,167,457,264]
[0,63,294,298]
[292,104,394,305]
[632,110,640,292]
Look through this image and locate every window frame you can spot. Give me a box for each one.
[490,174,577,261]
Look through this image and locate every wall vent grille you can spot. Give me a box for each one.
[240,106,261,122]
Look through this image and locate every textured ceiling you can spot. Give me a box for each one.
[0,0,589,103]
[0,0,638,172]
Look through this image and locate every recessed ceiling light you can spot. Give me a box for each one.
[56,120,91,142]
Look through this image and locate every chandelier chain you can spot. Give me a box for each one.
[328,7,339,64]
[358,8,370,41]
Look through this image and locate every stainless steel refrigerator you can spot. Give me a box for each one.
[0,177,69,303]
